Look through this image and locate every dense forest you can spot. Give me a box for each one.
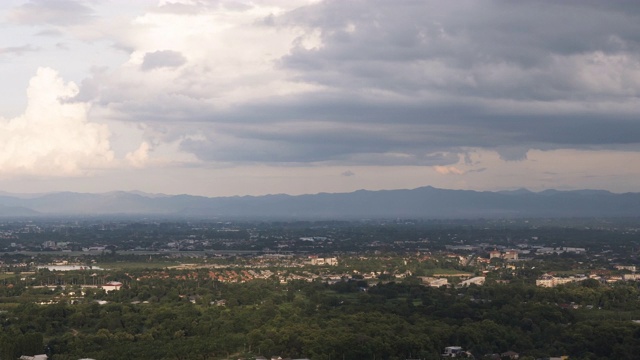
[2,273,640,360]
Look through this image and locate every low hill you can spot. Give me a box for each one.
[0,186,638,219]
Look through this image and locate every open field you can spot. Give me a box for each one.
[94,260,183,271]
[0,273,21,280]
[427,268,474,277]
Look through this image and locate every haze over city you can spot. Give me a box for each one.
[1,0,640,197]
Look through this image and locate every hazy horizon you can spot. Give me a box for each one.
[0,185,635,199]
[2,1,640,197]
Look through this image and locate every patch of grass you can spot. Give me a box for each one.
[96,260,181,270]
[0,302,20,310]
[0,273,20,280]
[425,268,473,276]
[553,270,590,276]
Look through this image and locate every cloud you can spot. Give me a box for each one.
[141,50,187,71]
[0,45,39,56]
[45,1,640,170]
[125,142,150,167]
[496,147,529,162]
[9,0,96,26]
[467,168,487,174]
[2,1,640,196]
[434,166,465,175]
[0,67,114,176]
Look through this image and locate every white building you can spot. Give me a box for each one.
[616,265,637,272]
[101,281,123,292]
[418,277,448,287]
[309,257,338,266]
[19,355,47,360]
[460,276,486,286]
[536,274,588,287]
[442,346,464,357]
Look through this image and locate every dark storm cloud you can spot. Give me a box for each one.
[141,50,187,71]
[9,0,95,26]
[98,1,640,166]
[109,86,640,165]
[270,1,640,161]
[179,117,462,166]
[181,134,460,166]
[208,94,640,149]
[279,1,640,97]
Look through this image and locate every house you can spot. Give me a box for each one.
[101,281,123,292]
[536,274,588,287]
[460,277,486,286]
[418,276,448,287]
[501,350,519,359]
[615,265,636,272]
[309,257,338,266]
[490,250,518,260]
[442,346,463,357]
[19,355,47,360]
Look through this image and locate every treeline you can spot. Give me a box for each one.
[0,332,43,359]
[2,276,640,359]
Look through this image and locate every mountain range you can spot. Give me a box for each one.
[0,186,638,219]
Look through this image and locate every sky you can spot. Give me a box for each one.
[1,0,640,197]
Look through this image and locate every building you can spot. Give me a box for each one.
[418,276,448,287]
[615,265,637,272]
[442,346,463,357]
[309,257,338,266]
[460,276,486,286]
[501,350,519,359]
[19,355,47,360]
[536,274,588,287]
[101,281,123,292]
[489,250,518,260]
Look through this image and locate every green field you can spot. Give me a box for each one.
[426,268,474,276]
[95,260,182,270]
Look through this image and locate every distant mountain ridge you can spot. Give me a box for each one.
[0,186,638,219]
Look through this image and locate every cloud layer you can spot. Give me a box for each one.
[80,0,640,167]
[1,1,640,194]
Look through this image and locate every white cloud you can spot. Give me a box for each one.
[89,1,324,118]
[434,166,465,175]
[8,0,95,26]
[125,141,150,167]
[0,67,114,176]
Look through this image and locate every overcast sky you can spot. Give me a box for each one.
[1,0,640,197]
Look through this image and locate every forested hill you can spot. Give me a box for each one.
[0,186,639,219]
